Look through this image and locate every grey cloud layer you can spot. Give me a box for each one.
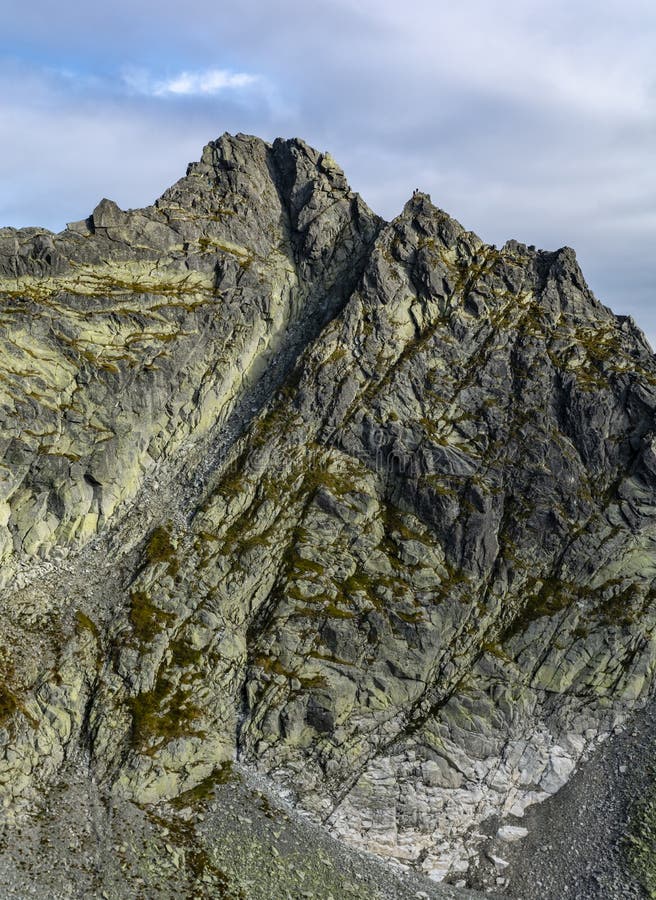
[2,0,655,343]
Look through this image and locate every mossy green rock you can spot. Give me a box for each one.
[1,133,656,892]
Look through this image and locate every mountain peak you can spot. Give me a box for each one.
[0,133,654,897]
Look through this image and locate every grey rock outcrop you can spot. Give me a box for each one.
[1,132,655,895]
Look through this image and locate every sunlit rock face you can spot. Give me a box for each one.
[1,132,656,891]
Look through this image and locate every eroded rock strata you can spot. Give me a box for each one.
[1,133,655,895]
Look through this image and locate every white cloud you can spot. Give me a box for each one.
[0,62,283,231]
[124,67,259,98]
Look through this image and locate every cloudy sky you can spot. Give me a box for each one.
[2,0,655,343]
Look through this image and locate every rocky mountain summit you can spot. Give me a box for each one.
[1,133,656,898]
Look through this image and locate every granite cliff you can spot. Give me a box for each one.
[1,133,655,897]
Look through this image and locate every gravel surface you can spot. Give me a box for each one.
[0,758,493,900]
[466,700,656,899]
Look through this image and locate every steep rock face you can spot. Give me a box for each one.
[1,134,655,893]
[0,134,379,573]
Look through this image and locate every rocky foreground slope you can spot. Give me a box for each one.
[1,133,656,897]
